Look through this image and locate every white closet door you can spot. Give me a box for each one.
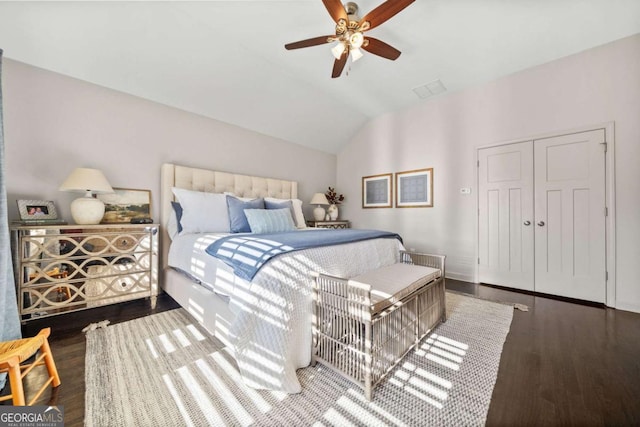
[478,142,534,291]
[534,129,606,302]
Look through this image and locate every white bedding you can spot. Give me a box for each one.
[168,232,403,393]
[168,232,245,297]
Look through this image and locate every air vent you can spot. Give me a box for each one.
[412,79,447,99]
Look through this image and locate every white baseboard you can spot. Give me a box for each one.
[445,271,474,283]
[614,301,640,314]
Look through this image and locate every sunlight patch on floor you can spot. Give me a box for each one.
[145,338,159,359]
[158,333,176,353]
[176,365,223,426]
[195,358,253,426]
[376,331,471,410]
[210,352,273,413]
[425,353,460,371]
[336,394,406,426]
[172,328,191,348]
[429,346,463,364]
[414,367,452,389]
[186,324,206,341]
[322,407,357,427]
[432,334,469,350]
[162,374,195,427]
[345,389,406,426]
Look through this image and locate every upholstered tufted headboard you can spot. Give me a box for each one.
[159,163,298,272]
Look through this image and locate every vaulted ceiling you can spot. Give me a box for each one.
[1,1,639,153]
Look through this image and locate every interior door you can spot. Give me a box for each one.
[478,142,534,291]
[533,129,606,302]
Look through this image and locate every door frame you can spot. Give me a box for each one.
[475,122,616,307]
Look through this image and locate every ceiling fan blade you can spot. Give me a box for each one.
[331,52,348,78]
[362,37,401,60]
[359,0,415,31]
[322,0,348,24]
[285,36,333,50]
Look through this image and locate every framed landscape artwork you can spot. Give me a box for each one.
[97,188,152,223]
[396,168,433,208]
[362,173,393,208]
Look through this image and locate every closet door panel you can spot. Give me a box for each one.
[478,142,534,290]
[534,129,606,302]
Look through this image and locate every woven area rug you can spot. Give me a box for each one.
[85,292,513,426]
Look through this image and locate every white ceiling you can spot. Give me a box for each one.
[1,1,639,154]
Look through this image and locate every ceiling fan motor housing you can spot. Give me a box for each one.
[345,2,360,20]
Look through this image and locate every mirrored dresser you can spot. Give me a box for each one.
[10,223,159,322]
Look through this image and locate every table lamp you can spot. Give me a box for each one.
[59,167,114,224]
[310,193,330,221]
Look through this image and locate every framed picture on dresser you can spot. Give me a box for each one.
[396,168,433,208]
[97,188,152,223]
[17,199,59,221]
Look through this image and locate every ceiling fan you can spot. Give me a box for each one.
[285,0,415,78]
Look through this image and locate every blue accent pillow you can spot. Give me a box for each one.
[244,208,296,234]
[227,196,265,233]
[171,201,183,233]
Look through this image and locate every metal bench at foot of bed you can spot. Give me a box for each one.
[312,251,446,401]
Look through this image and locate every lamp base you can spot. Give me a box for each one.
[313,206,326,221]
[70,195,105,225]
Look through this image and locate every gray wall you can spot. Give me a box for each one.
[337,34,640,312]
[3,59,336,224]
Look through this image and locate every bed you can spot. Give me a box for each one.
[160,163,403,393]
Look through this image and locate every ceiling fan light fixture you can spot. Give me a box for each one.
[350,47,364,62]
[331,42,346,59]
[349,31,364,49]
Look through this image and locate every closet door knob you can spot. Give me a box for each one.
[537,221,545,226]
[523,221,531,226]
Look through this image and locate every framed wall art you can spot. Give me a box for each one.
[362,173,393,208]
[97,188,152,223]
[396,168,433,208]
[17,200,59,221]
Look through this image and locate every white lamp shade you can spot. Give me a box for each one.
[59,167,114,194]
[310,193,330,206]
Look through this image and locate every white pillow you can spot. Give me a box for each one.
[265,197,306,228]
[171,187,230,234]
[244,208,296,234]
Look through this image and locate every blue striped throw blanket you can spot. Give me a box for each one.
[205,229,402,281]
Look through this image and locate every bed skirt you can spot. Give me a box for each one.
[162,267,236,350]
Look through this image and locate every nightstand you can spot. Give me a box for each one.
[10,223,159,322]
[306,220,350,229]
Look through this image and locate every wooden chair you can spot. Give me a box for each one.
[0,328,61,405]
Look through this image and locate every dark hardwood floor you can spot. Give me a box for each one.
[0,294,180,426]
[3,280,639,426]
